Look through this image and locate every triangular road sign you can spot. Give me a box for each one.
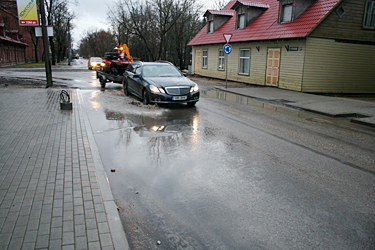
[223,34,232,44]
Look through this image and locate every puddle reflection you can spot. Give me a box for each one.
[204,89,355,126]
[105,110,125,120]
[98,107,201,168]
[205,90,277,112]
[90,80,98,87]
[89,91,101,109]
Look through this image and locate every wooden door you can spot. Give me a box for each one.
[266,48,280,87]
[195,50,201,74]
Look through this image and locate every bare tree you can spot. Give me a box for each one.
[108,0,205,67]
[110,0,159,61]
[44,0,75,64]
[211,0,230,10]
[53,3,74,62]
[108,3,130,46]
[27,27,40,63]
[167,1,204,68]
[79,30,117,57]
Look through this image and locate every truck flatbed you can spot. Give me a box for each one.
[96,70,123,88]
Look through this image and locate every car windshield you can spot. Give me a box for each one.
[91,58,102,62]
[142,65,182,77]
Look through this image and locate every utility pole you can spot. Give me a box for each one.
[68,26,71,66]
[39,0,52,87]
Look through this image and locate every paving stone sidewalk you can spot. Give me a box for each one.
[0,89,128,249]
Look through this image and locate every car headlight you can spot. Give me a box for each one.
[190,84,199,92]
[149,85,165,94]
[91,62,96,66]
[100,62,105,67]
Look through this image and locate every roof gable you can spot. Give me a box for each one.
[231,0,270,29]
[188,0,342,46]
[232,0,270,9]
[204,10,235,17]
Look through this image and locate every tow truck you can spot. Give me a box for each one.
[96,44,133,88]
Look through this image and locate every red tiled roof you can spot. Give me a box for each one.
[188,0,342,46]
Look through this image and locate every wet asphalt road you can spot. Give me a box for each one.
[2,59,375,249]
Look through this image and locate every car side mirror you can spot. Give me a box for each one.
[183,73,187,77]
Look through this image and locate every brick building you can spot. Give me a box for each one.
[0,0,43,66]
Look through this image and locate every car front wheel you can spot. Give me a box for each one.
[187,101,197,107]
[142,90,149,105]
[123,79,129,96]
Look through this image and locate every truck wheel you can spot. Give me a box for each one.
[142,90,149,105]
[123,80,129,96]
[111,67,118,76]
[100,77,106,88]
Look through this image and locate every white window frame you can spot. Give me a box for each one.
[238,14,245,29]
[209,21,214,33]
[218,50,225,70]
[239,49,250,75]
[202,50,208,68]
[282,4,293,23]
[363,0,375,29]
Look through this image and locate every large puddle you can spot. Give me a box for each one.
[204,89,359,127]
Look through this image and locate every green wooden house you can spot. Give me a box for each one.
[188,0,375,93]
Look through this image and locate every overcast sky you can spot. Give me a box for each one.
[68,0,219,48]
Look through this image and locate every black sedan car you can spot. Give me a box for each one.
[122,61,199,106]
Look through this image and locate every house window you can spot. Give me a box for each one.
[209,21,214,33]
[239,49,250,75]
[218,50,224,70]
[282,4,293,23]
[363,0,375,29]
[202,50,208,68]
[238,14,246,29]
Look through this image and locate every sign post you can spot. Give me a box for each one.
[17,0,52,87]
[223,34,232,89]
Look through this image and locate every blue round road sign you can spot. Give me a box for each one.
[224,44,232,55]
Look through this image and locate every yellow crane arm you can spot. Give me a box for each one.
[114,44,133,61]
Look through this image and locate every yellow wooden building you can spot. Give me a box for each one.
[188,0,375,93]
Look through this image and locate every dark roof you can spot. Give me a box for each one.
[204,10,235,17]
[0,35,28,46]
[188,0,342,46]
[234,1,269,8]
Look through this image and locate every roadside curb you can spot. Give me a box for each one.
[78,91,130,250]
[350,119,375,128]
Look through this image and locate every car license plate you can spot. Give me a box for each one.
[173,96,187,101]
